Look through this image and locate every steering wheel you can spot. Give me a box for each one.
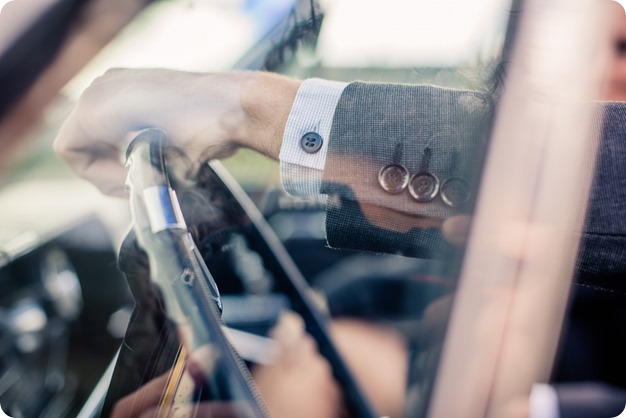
[101,128,377,418]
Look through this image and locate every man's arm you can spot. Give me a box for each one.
[54,68,626,272]
[54,68,478,258]
[54,69,300,195]
[319,82,491,257]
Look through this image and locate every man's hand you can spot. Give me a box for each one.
[252,312,343,418]
[54,68,300,196]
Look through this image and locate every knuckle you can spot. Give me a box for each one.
[76,83,104,110]
[300,333,318,353]
[52,136,66,156]
[78,68,130,108]
[94,177,125,197]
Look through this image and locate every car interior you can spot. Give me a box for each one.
[1,0,625,417]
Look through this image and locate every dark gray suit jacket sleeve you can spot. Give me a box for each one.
[321,82,626,293]
[577,102,626,294]
[320,81,490,258]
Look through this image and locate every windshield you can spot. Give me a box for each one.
[0,1,620,418]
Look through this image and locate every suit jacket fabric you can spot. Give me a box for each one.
[322,81,626,294]
[321,82,491,259]
[576,102,626,294]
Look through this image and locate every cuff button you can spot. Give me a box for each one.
[378,164,409,193]
[408,172,440,202]
[441,177,471,207]
[300,132,324,154]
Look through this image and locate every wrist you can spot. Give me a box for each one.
[236,72,301,159]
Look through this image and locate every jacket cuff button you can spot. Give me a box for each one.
[408,172,440,202]
[378,164,409,193]
[441,177,470,207]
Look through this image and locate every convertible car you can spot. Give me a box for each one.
[0,0,625,417]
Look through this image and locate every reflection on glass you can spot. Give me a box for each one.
[1,0,613,416]
[0,0,59,58]
[103,1,517,417]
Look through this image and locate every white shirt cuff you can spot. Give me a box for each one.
[530,383,560,418]
[279,78,348,200]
